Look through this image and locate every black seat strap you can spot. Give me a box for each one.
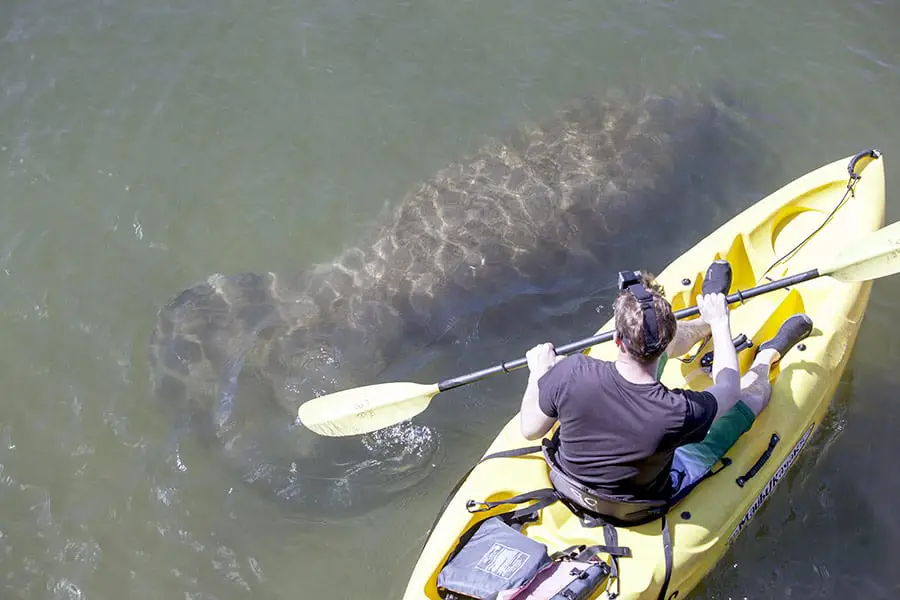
[603,523,622,599]
[466,488,559,514]
[482,445,544,460]
[443,489,560,567]
[425,444,545,539]
[657,516,673,600]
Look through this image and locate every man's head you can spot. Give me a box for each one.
[613,271,676,363]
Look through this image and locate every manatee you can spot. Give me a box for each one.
[147,84,772,518]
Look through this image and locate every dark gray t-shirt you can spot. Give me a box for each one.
[538,353,718,502]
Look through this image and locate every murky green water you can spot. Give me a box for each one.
[2,0,900,598]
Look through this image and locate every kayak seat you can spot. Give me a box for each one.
[542,436,667,527]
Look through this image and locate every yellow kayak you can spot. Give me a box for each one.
[402,150,885,600]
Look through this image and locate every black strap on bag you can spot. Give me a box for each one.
[550,543,633,562]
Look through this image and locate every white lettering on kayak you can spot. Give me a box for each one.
[727,423,815,545]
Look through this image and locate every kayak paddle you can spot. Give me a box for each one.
[296,218,900,437]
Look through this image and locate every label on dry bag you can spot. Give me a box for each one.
[728,423,815,545]
[475,544,530,579]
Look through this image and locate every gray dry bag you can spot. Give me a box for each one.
[437,517,552,600]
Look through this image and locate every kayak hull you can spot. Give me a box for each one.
[403,152,886,599]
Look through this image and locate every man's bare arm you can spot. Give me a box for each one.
[519,343,562,440]
[666,318,711,358]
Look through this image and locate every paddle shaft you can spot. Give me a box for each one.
[437,268,821,392]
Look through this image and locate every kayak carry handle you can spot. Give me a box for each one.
[847,148,882,181]
[736,433,780,487]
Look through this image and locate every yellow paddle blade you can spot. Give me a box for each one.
[820,220,900,282]
[296,381,441,437]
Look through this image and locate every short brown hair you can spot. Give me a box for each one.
[613,272,676,363]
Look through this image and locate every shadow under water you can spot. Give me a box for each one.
[147,82,777,519]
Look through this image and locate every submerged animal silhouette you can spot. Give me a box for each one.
[148,84,772,518]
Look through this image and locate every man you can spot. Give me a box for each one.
[519,262,813,503]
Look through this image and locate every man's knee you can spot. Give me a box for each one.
[739,364,772,394]
[740,390,769,416]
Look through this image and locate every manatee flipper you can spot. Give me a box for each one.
[213,315,287,441]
